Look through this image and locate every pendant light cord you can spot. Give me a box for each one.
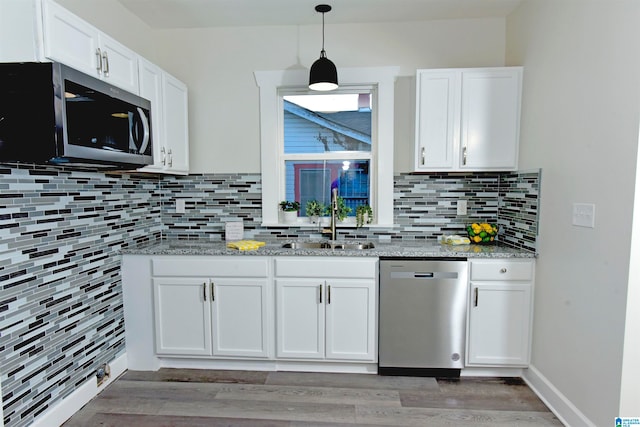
[321,11,326,57]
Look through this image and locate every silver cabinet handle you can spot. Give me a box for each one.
[474,287,478,307]
[203,282,207,301]
[161,147,166,166]
[463,146,467,165]
[500,268,507,274]
[96,48,102,73]
[211,282,215,301]
[319,284,323,303]
[168,149,173,167]
[421,147,425,166]
[102,51,109,77]
[327,285,331,304]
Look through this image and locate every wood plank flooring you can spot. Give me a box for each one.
[63,369,563,426]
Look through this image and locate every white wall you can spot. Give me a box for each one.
[151,19,506,173]
[506,1,640,425]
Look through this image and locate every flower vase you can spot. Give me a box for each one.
[283,210,298,223]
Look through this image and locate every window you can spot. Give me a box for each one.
[255,67,398,226]
[283,91,372,218]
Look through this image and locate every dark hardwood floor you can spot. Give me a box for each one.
[63,369,563,426]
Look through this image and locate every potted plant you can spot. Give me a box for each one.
[326,196,352,222]
[279,200,300,223]
[355,205,373,227]
[305,200,326,224]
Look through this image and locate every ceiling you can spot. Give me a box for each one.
[116,0,523,29]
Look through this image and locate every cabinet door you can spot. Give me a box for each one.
[460,68,522,170]
[162,73,190,174]
[275,279,324,359]
[153,277,212,356]
[42,0,99,77]
[98,33,139,94]
[211,278,269,358]
[414,69,460,171]
[325,279,377,361]
[138,58,165,172]
[467,282,531,366]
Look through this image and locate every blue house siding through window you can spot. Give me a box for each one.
[283,100,371,216]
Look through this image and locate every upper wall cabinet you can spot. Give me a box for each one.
[1,0,138,94]
[414,67,523,172]
[138,58,190,175]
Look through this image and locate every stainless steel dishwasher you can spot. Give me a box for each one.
[379,258,468,377]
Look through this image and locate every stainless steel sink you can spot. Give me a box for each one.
[282,242,375,250]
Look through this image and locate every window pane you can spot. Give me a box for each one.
[283,94,371,154]
[285,159,370,217]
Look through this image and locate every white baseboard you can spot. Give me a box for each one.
[158,357,378,374]
[523,364,596,427]
[31,353,127,427]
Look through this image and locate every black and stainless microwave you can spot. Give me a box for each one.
[0,62,153,168]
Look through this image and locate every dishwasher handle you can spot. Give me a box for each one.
[389,271,459,280]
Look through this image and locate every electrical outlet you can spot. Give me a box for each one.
[96,363,110,387]
[176,199,186,214]
[457,200,468,216]
[572,203,595,228]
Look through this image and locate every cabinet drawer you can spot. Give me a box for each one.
[152,257,269,277]
[470,260,533,281]
[275,257,377,279]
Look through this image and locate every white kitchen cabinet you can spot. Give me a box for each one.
[152,257,270,358]
[211,278,269,358]
[138,58,190,175]
[274,257,377,362]
[466,259,534,367]
[153,277,212,356]
[1,0,139,93]
[414,67,522,171]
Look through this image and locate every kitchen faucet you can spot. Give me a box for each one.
[322,188,338,240]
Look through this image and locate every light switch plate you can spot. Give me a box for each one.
[176,199,186,214]
[572,203,595,228]
[457,200,468,216]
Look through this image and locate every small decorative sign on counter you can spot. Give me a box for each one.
[225,221,244,241]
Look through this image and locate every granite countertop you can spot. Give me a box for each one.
[121,239,536,259]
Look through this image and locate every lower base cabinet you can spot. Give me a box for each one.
[154,277,212,356]
[152,257,270,359]
[274,257,378,362]
[275,279,376,361]
[125,254,534,372]
[466,259,534,367]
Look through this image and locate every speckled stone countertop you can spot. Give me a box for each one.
[121,239,536,259]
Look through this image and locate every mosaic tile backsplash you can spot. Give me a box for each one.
[1,165,538,427]
[0,165,162,427]
[160,171,539,251]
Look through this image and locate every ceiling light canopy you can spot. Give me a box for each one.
[309,4,338,91]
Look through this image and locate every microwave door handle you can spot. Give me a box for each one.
[136,107,150,154]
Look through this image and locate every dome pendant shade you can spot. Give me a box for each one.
[309,51,338,91]
[309,4,338,91]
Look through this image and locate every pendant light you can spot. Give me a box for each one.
[309,4,338,91]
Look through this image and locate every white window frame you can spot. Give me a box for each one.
[255,67,398,227]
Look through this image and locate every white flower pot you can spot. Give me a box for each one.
[282,210,298,223]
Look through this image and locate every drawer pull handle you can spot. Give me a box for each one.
[327,285,331,304]
[500,268,507,273]
[203,282,207,301]
[211,282,215,301]
[319,284,323,303]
